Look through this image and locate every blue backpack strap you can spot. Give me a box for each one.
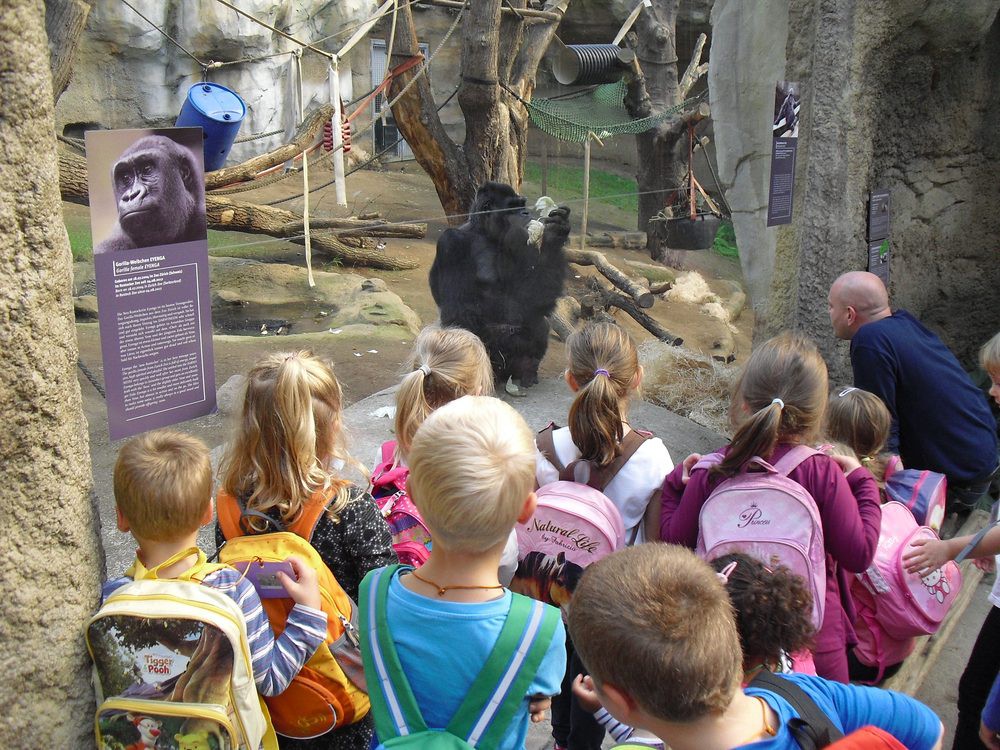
[359,564,427,741]
[447,595,560,747]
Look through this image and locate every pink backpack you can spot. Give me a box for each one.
[883,456,947,533]
[694,446,827,629]
[370,441,432,567]
[854,501,962,642]
[510,426,648,609]
[850,579,916,684]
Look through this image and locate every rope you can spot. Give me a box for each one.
[57,134,86,152]
[77,359,106,399]
[210,0,333,60]
[119,0,209,69]
[234,128,285,144]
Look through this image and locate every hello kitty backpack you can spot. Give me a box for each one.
[855,501,962,643]
[694,446,827,629]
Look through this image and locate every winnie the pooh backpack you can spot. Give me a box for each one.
[86,548,278,750]
[217,488,370,739]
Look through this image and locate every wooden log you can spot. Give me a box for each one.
[585,278,683,345]
[281,218,427,238]
[548,295,581,341]
[882,509,991,695]
[624,259,679,285]
[205,105,333,190]
[416,0,563,21]
[566,248,655,308]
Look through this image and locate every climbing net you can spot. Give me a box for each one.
[521,80,700,143]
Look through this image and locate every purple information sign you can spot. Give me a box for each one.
[86,128,216,440]
[767,81,801,227]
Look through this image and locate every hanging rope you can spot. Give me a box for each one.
[210,0,333,60]
[119,0,211,70]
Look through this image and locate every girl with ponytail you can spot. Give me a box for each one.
[659,331,882,683]
[218,350,396,750]
[536,322,673,750]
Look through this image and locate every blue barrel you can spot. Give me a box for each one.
[176,82,246,171]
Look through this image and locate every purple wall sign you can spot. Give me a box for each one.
[85,127,216,440]
[766,81,801,227]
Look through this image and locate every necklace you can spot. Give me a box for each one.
[734,696,778,746]
[409,569,505,597]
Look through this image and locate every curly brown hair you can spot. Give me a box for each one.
[711,553,815,668]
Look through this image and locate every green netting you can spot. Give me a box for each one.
[524,80,696,143]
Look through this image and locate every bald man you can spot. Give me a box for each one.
[828,272,998,521]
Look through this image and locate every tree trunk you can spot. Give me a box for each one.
[44,0,91,103]
[1,1,104,744]
[387,0,568,223]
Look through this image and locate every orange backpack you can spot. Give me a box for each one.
[217,489,370,739]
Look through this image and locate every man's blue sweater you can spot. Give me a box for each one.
[851,310,997,484]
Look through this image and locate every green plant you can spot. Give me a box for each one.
[522,163,638,214]
[712,220,738,259]
[64,218,93,262]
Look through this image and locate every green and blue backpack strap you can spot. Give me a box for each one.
[446,592,560,747]
[360,564,428,743]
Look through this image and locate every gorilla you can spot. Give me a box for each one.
[95,135,207,253]
[429,182,570,388]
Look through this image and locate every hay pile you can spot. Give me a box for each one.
[639,340,736,435]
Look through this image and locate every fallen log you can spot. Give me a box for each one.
[585,278,683,345]
[281,218,427,239]
[566,248,654,308]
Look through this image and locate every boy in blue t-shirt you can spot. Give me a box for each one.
[568,544,943,750]
[363,396,566,749]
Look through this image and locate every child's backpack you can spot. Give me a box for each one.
[694,446,827,629]
[825,727,907,750]
[883,456,947,533]
[370,440,433,567]
[359,564,561,749]
[849,579,916,685]
[217,489,370,739]
[854,501,962,642]
[87,548,278,750]
[512,425,649,609]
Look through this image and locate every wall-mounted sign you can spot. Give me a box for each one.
[867,189,890,241]
[767,80,801,227]
[86,127,216,440]
[868,238,890,286]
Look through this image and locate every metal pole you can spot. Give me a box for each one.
[581,136,591,251]
[541,138,548,195]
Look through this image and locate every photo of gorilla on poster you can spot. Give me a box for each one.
[87,128,207,253]
[85,127,216,440]
[773,81,801,138]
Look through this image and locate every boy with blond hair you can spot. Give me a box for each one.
[104,429,328,695]
[360,396,566,749]
[568,544,942,750]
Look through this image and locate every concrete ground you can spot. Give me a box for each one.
[85,372,986,748]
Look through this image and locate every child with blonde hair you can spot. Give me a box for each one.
[360,396,566,749]
[567,544,942,750]
[370,325,523,577]
[535,321,673,750]
[100,430,327,749]
[218,350,396,750]
[905,331,1000,749]
[660,331,882,683]
[825,386,893,484]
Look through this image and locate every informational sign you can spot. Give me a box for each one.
[868,238,890,286]
[867,189,891,241]
[86,128,216,440]
[766,81,801,227]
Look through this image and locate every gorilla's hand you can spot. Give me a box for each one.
[542,206,571,245]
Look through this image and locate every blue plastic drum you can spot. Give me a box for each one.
[176,82,246,172]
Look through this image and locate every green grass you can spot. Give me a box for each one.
[65,220,93,262]
[522,162,638,214]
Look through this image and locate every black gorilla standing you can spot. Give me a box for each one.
[430,182,570,387]
[95,135,207,253]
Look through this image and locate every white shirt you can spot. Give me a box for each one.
[535,426,674,545]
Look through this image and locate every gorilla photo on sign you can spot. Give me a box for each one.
[94,134,207,253]
[429,182,570,388]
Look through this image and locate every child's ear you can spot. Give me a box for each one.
[597,680,640,724]
[565,370,580,392]
[115,506,130,533]
[632,365,644,391]
[201,500,214,526]
[517,491,538,524]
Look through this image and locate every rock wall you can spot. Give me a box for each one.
[0,1,104,744]
[711,0,1000,377]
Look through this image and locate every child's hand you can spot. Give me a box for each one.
[825,450,862,475]
[903,538,953,576]
[975,557,997,574]
[681,453,702,484]
[980,720,1000,750]
[278,556,322,610]
[571,674,603,714]
[528,695,551,723]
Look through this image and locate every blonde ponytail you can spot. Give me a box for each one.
[566,323,639,468]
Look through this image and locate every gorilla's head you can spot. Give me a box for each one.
[468,182,530,241]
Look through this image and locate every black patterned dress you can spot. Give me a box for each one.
[216,485,397,750]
